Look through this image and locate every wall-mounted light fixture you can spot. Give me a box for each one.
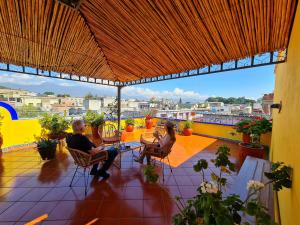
[271,101,282,113]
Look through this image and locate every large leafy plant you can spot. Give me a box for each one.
[83,110,98,125]
[173,145,292,225]
[39,113,70,135]
[183,120,193,129]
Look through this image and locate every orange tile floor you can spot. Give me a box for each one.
[0,132,240,225]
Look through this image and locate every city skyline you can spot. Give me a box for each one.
[0,65,275,102]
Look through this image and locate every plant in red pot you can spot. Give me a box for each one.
[234,119,252,143]
[237,118,272,165]
[125,118,135,132]
[145,114,153,129]
[90,114,105,139]
[183,120,193,136]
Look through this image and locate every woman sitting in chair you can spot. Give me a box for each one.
[135,121,176,165]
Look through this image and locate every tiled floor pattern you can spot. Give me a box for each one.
[0,134,240,225]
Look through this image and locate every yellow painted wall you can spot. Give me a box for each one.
[271,4,300,225]
[153,118,271,146]
[0,108,147,149]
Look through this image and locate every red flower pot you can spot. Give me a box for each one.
[126,124,134,132]
[183,128,193,136]
[91,126,100,138]
[145,119,153,129]
[242,133,251,144]
[238,143,265,165]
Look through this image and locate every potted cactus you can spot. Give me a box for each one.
[183,120,193,136]
[125,118,135,132]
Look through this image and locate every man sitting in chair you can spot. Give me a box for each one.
[66,119,118,180]
[135,121,176,165]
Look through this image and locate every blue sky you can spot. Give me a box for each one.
[0,65,275,102]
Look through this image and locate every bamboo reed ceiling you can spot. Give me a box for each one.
[0,0,297,83]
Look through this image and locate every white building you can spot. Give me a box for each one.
[83,99,102,111]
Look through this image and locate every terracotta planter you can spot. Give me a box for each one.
[183,128,193,136]
[145,119,153,129]
[242,133,251,144]
[126,124,134,132]
[91,126,100,138]
[238,143,265,165]
[121,131,126,142]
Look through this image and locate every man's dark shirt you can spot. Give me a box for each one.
[66,133,96,154]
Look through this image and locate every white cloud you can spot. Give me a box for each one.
[0,73,46,86]
[122,86,207,102]
[58,82,76,87]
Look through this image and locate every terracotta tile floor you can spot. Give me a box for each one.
[0,132,240,225]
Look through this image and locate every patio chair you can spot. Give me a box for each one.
[144,139,175,182]
[100,123,121,145]
[140,126,166,142]
[67,147,108,196]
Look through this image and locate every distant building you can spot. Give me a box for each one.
[262,93,274,115]
[83,99,102,111]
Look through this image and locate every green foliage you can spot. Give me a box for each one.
[36,138,58,149]
[57,94,70,97]
[173,145,292,225]
[84,93,99,100]
[193,159,208,172]
[183,120,193,129]
[39,113,70,135]
[90,114,105,127]
[264,162,292,191]
[125,118,135,126]
[206,96,256,104]
[245,201,276,225]
[234,119,252,134]
[83,110,98,125]
[214,145,235,172]
[83,110,105,127]
[16,105,43,118]
[43,91,55,96]
[249,118,272,136]
[235,118,272,136]
[144,165,159,183]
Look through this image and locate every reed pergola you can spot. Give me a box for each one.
[0,0,298,127]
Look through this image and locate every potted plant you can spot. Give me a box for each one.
[90,114,105,138]
[238,118,272,164]
[83,110,98,135]
[144,165,159,183]
[39,113,70,140]
[183,120,193,136]
[36,138,58,160]
[234,119,252,143]
[144,110,154,129]
[173,145,292,225]
[125,118,135,132]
